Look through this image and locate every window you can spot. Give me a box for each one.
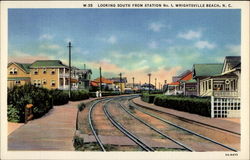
[34,69,38,75]
[208,80,211,89]
[37,80,41,87]
[13,68,18,74]
[43,79,47,85]
[51,69,56,75]
[9,68,13,74]
[43,68,46,74]
[33,80,37,86]
[15,80,21,84]
[51,80,56,87]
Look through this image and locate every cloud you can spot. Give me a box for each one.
[8,51,50,63]
[40,44,60,50]
[225,44,240,55]
[149,22,168,32]
[39,34,54,40]
[148,41,158,49]
[195,41,216,49]
[178,30,202,40]
[107,35,117,44]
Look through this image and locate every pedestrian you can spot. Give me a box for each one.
[96,91,99,98]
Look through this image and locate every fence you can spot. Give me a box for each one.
[211,96,240,118]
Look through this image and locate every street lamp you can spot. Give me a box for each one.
[148,73,151,94]
[99,67,102,93]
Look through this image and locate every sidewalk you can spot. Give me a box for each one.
[8,99,96,151]
[132,97,240,135]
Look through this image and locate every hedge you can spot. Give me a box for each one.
[50,89,69,105]
[8,84,53,122]
[154,95,211,117]
[141,93,162,103]
[70,90,89,101]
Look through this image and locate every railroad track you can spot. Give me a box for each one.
[131,97,240,136]
[103,98,154,152]
[124,97,238,152]
[88,98,108,152]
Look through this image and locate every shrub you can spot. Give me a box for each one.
[8,84,53,122]
[154,95,211,117]
[50,89,69,105]
[141,93,161,103]
[78,102,86,111]
[70,90,89,101]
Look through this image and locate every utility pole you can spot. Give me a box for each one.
[159,82,161,91]
[132,77,135,89]
[67,42,72,98]
[148,73,151,94]
[119,73,122,94]
[155,78,157,91]
[99,67,102,93]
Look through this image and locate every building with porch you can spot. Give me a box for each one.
[198,56,241,98]
[165,70,193,95]
[8,60,90,90]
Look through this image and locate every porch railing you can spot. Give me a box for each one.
[213,91,239,97]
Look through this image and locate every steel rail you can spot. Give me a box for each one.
[103,99,154,152]
[132,98,240,136]
[88,99,107,152]
[118,100,193,151]
[129,100,238,152]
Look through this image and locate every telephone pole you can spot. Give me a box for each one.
[119,73,122,94]
[155,78,157,91]
[132,77,135,89]
[148,73,151,94]
[99,67,102,93]
[67,42,72,98]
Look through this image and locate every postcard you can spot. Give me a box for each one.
[0,1,249,160]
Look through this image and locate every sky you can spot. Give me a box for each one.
[8,9,241,85]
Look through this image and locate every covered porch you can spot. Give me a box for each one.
[200,72,239,97]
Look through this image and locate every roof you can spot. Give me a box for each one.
[141,83,155,87]
[30,60,68,68]
[193,63,223,78]
[223,56,241,70]
[172,70,191,82]
[8,62,31,73]
[108,77,127,83]
[75,69,92,74]
[184,79,197,84]
[90,81,99,87]
[180,72,192,81]
[93,77,113,84]
[168,81,180,86]
[8,77,31,81]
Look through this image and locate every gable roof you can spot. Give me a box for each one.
[93,77,113,84]
[172,70,191,82]
[193,63,223,78]
[30,60,68,68]
[180,72,192,81]
[222,56,241,72]
[8,62,31,73]
[108,77,127,83]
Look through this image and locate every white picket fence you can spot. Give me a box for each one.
[211,96,240,118]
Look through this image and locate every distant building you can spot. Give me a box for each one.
[108,77,127,92]
[92,77,114,91]
[195,56,241,97]
[165,70,193,95]
[8,60,91,90]
[141,83,155,91]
